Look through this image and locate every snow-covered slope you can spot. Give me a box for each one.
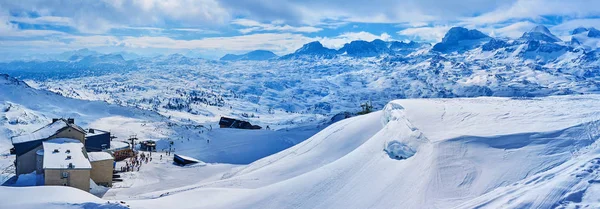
[0,73,322,195]
[3,75,600,208]
[96,95,600,209]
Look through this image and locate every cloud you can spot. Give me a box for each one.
[397,26,452,42]
[319,32,393,49]
[480,21,537,39]
[122,26,221,34]
[466,0,600,24]
[0,30,397,56]
[1,0,600,58]
[220,0,516,26]
[119,33,313,53]
[0,33,315,55]
[0,11,68,37]
[9,16,73,26]
[0,0,230,33]
[231,18,322,33]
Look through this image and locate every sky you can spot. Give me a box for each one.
[1,0,600,60]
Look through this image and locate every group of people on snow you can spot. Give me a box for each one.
[119,151,153,172]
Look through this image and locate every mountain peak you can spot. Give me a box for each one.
[572,27,590,35]
[521,25,561,42]
[432,27,489,52]
[441,27,489,44]
[297,41,326,52]
[337,40,391,57]
[286,41,338,57]
[529,25,552,34]
[587,27,600,38]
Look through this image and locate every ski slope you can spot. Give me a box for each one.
[0,74,323,208]
[120,95,600,209]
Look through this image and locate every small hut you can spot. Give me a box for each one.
[173,154,200,166]
[218,117,262,129]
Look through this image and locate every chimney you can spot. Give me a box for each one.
[67,118,74,124]
[88,129,94,134]
[52,118,59,123]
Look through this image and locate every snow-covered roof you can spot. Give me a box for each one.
[42,138,91,170]
[12,119,86,144]
[175,154,200,163]
[87,152,114,162]
[109,141,130,150]
[86,128,109,137]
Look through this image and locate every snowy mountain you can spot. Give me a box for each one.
[521,25,562,43]
[570,27,600,50]
[432,27,490,52]
[337,39,393,57]
[279,41,339,59]
[220,50,278,61]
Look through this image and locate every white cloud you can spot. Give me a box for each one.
[397,26,452,42]
[0,31,398,56]
[480,21,537,39]
[319,32,393,49]
[221,0,515,26]
[231,19,322,33]
[10,16,73,26]
[466,0,600,25]
[0,0,231,33]
[0,12,68,37]
[0,33,315,55]
[122,26,221,34]
[2,0,600,57]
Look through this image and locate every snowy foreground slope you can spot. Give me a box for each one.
[115,95,600,209]
[3,71,600,208]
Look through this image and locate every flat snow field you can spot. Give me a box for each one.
[4,95,600,209]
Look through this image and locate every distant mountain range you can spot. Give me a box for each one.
[274,24,599,59]
[6,24,598,65]
[2,24,600,83]
[220,50,279,61]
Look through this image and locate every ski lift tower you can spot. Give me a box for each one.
[128,135,138,150]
